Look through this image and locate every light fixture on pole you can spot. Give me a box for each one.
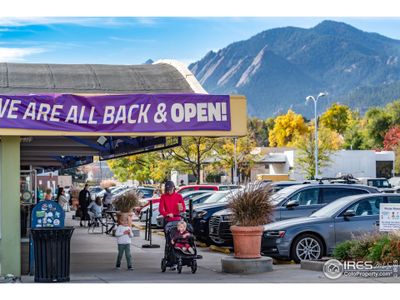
[306,92,327,179]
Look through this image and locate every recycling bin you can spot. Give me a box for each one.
[30,227,74,283]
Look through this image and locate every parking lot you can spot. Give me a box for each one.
[20,213,398,283]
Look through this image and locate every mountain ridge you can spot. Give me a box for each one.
[189,20,400,118]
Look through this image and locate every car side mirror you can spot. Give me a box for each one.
[343,209,356,219]
[286,200,299,209]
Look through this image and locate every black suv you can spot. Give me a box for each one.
[208,183,380,246]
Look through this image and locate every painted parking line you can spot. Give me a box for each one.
[209,245,231,254]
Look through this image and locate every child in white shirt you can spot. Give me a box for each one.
[115,216,133,270]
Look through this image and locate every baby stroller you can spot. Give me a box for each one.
[161,218,199,274]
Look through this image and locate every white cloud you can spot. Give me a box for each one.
[0,17,102,27]
[0,47,46,62]
[109,36,155,43]
[0,17,157,28]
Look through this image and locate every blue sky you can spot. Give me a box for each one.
[1,17,400,66]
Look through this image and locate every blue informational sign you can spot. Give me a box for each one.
[31,200,65,228]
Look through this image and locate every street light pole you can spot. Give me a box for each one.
[306,92,327,179]
[233,137,238,184]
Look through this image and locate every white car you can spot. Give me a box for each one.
[139,203,160,226]
[139,191,214,227]
[111,186,136,202]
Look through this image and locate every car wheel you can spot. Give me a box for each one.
[291,233,324,263]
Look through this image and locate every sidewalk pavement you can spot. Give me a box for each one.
[21,212,399,283]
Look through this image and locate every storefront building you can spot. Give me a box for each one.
[0,60,247,276]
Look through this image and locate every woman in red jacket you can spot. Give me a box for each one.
[159,181,186,270]
[159,181,186,229]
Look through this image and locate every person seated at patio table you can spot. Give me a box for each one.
[87,197,104,225]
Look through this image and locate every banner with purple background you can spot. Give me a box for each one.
[0,94,231,132]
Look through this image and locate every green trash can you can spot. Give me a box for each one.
[30,227,74,283]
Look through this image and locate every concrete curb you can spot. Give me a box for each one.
[300,260,327,272]
[221,256,273,274]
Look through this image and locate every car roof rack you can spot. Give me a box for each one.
[315,174,359,185]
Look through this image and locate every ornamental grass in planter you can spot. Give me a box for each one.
[228,182,274,259]
[114,191,139,227]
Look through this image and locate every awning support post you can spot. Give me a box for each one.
[0,136,21,276]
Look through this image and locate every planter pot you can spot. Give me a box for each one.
[117,211,134,227]
[230,225,264,259]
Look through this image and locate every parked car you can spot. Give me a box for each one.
[138,197,160,218]
[136,186,156,199]
[357,177,392,192]
[269,181,312,192]
[177,184,240,194]
[110,186,134,202]
[389,176,400,187]
[155,191,215,227]
[140,190,214,227]
[261,193,400,262]
[191,191,237,244]
[208,183,380,246]
[89,186,104,200]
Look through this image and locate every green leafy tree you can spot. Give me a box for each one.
[171,137,217,184]
[294,125,342,179]
[107,154,152,183]
[107,151,185,184]
[343,110,365,150]
[364,107,392,148]
[385,99,400,125]
[215,136,257,183]
[248,117,275,146]
[320,103,351,135]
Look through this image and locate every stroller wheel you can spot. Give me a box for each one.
[191,260,197,274]
[161,258,167,272]
[177,261,182,274]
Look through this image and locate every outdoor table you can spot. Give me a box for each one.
[104,210,118,235]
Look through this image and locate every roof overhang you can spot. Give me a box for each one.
[0,62,247,170]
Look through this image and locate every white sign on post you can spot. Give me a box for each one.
[380,203,400,232]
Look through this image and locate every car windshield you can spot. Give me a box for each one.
[191,192,212,201]
[202,192,229,204]
[368,180,390,188]
[310,196,357,217]
[270,185,304,205]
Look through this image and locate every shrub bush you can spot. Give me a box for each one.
[333,231,400,262]
[333,240,357,260]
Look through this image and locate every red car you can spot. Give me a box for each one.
[177,184,240,194]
